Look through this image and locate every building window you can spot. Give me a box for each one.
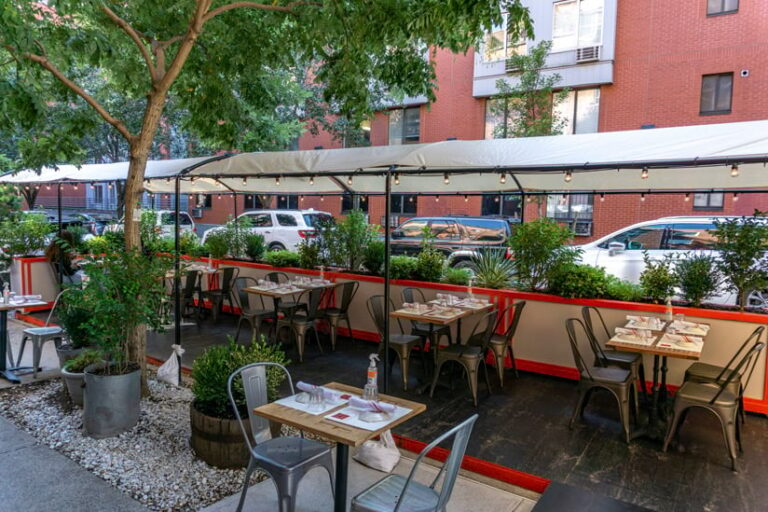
[391,194,418,215]
[388,107,420,145]
[343,119,372,148]
[93,185,104,205]
[480,14,527,63]
[195,195,213,209]
[707,0,738,16]
[547,193,594,220]
[693,192,724,210]
[700,73,733,115]
[243,195,264,210]
[341,193,369,213]
[552,0,604,52]
[277,195,299,209]
[554,88,601,134]
[481,194,522,218]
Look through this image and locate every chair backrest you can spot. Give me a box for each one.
[265,271,289,284]
[227,362,295,452]
[182,270,199,298]
[233,276,264,311]
[337,281,359,312]
[219,267,239,293]
[45,288,70,327]
[393,414,479,512]
[581,306,610,365]
[466,309,499,349]
[712,341,766,404]
[498,301,526,342]
[300,286,325,320]
[715,325,765,382]
[565,318,596,381]
[367,295,405,340]
[402,287,426,305]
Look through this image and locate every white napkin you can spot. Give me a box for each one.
[296,381,341,402]
[349,397,397,414]
[613,327,654,345]
[658,333,703,351]
[626,315,662,330]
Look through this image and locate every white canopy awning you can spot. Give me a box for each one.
[2,120,767,194]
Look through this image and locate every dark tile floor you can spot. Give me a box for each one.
[151,314,768,512]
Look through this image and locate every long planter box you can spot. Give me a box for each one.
[17,255,768,413]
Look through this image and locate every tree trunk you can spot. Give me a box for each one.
[22,188,39,210]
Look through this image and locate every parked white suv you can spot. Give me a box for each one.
[201,209,333,252]
[105,210,196,237]
[576,216,742,305]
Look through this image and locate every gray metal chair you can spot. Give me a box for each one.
[179,269,202,323]
[351,414,479,512]
[200,266,239,322]
[489,301,526,386]
[228,362,334,512]
[319,281,359,350]
[16,290,68,378]
[663,342,766,471]
[566,318,636,444]
[233,276,277,343]
[430,309,498,407]
[402,287,452,354]
[367,295,424,391]
[277,286,326,362]
[266,271,302,315]
[683,325,764,426]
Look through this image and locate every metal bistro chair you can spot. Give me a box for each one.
[430,309,498,407]
[489,301,526,387]
[351,414,479,512]
[200,266,240,323]
[16,290,68,378]
[683,325,764,426]
[367,295,425,391]
[402,287,452,356]
[228,363,334,512]
[277,286,326,363]
[266,271,302,315]
[664,342,766,471]
[179,269,202,323]
[566,318,636,444]
[318,281,359,350]
[233,276,278,343]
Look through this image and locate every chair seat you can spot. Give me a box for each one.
[252,436,331,470]
[388,334,422,347]
[676,381,738,406]
[439,344,483,359]
[23,326,63,338]
[352,474,439,512]
[412,321,450,334]
[242,308,276,319]
[685,362,729,382]
[489,333,507,346]
[320,307,343,317]
[585,366,631,384]
[603,349,642,365]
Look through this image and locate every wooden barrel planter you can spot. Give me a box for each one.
[189,402,251,469]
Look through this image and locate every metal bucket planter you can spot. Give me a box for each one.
[190,402,252,469]
[83,362,141,438]
[61,367,85,406]
[55,345,83,369]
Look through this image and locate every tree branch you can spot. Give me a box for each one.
[202,1,320,23]
[100,5,157,80]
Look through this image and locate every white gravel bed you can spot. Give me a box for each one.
[0,377,264,511]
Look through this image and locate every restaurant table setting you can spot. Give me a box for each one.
[250,279,303,294]
[290,276,333,288]
[656,332,704,352]
[612,327,655,346]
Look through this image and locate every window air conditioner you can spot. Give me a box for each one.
[192,208,204,219]
[573,221,593,237]
[505,58,521,73]
[575,46,601,63]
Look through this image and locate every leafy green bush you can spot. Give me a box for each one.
[83,236,110,256]
[63,349,102,373]
[204,231,229,259]
[470,249,516,289]
[57,289,92,349]
[298,240,321,269]
[508,218,579,291]
[244,233,265,261]
[713,213,768,309]
[674,253,722,307]
[0,213,54,256]
[416,249,445,282]
[390,255,419,280]
[191,337,288,418]
[548,263,609,299]
[606,276,645,302]
[362,240,385,275]
[264,250,301,268]
[639,253,677,303]
[316,210,378,271]
[101,230,124,251]
[66,226,88,253]
[179,232,204,256]
[442,267,472,286]
[222,216,252,259]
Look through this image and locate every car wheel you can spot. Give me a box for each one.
[269,243,286,252]
[746,290,768,309]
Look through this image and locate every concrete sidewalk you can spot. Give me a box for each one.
[0,417,147,512]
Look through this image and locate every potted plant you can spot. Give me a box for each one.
[54,289,93,367]
[190,337,288,468]
[61,349,102,406]
[79,249,170,438]
[0,212,54,294]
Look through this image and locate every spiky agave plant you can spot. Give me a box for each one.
[469,249,516,290]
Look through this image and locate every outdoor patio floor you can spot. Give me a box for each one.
[152,314,768,512]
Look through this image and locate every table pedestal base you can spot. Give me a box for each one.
[335,443,349,512]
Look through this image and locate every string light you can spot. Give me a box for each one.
[242,177,247,186]
[640,193,646,202]
[435,196,440,202]
[464,195,469,202]
[564,170,573,183]
[347,175,353,186]
[499,173,506,184]
[73,183,78,190]
[731,164,739,177]
[275,176,281,186]
[45,184,51,191]
[393,173,400,185]
[24,185,29,190]
[494,196,500,203]
[361,195,367,202]
[300,195,304,202]
[684,193,690,202]
[108,182,113,190]
[320,195,324,202]
[600,193,605,202]
[163,194,170,199]
[444,173,450,185]
[165,177,171,184]
[526,196,532,203]
[408,196,414,203]
[90,183,96,190]
[309,176,315,186]
[733,193,740,202]
[641,167,649,179]
[190,176,197,183]
[217,194,222,199]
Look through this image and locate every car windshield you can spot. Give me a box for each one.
[303,213,333,227]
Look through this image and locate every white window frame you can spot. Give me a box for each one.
[551,0,605,53]
[480,13,528,63]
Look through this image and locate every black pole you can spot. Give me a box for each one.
[382,166,393,393]
[174,178,182,382]
[233,192,238,257]
[57,184,63,286]
[519,191,526,224]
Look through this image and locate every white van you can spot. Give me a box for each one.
[105,210,196,237]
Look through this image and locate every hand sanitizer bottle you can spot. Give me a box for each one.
[363,353,380,401]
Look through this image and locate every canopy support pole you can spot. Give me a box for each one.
[56,184,63,287]
[173,177,182,382]
[383,166,394,393]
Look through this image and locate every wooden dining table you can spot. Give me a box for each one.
[252,381,426,512]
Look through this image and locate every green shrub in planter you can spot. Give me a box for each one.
[63,349,102,373]
[316,210,378,271]
[606,276,645,302]
[204,231,229,259]
[298,240,321,269]
[508,218,580,291]
[0,212,54,256]
[442,267,472,286]
[363,240,385,275]
[639,252,677,303]
[469,249,515,289]
[548,263,609,299]
[66,226,89,253]
[245,233,266,261]
[416,249,445,283]
[674,253,721,307]
[389,255,418,280]
[264,250,301,268]
[179,232,204,256]
[57,289,92,349]
[191,337,289,418]
[713,213,768,309]
[83,236,110,256]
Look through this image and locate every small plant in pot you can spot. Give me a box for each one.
[61,350,102,406]
[190,336,288,468]
[54,289,92,367]
[78,249,170,438]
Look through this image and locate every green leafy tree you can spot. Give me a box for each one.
[712,213,768,310]
[639,253,677,304]
[508,218,579,290]
[489,40,569,138]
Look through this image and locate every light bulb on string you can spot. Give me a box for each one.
[499,173,506,184]
[108,182,113,190]
[347,175,353,186]
[435,196,439,203]
[464,195,469,202]
[564,170,573,183]
[242,177,247,186]
[165,177,171,184]
[90,183,96,190]
[444,173,450,185]
[640,193,646,202]
[275,176,281,186]
[684,193,690,202]
[600,193,605,202]
[731,164,739,177]
[309,176,315,186]
[393,173,400,186]
[45,184,51,191]
[733,193,740,202]
[73,183,78,190]
[494,196,499,203]
[641,167,649,179]
[320,195,324,202]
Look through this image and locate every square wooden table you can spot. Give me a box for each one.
[390,301,494,344]
[253,382,426,512]
[0,300,49,383]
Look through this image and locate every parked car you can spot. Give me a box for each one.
[389,216,516,267]
[105,210,196,237]
[60,213,107,236]
[201,209,333,252]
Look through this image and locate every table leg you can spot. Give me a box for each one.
[660,356,669,405]
[335,443,349,512]
[650,354,660,424]
[456,317,463,346]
